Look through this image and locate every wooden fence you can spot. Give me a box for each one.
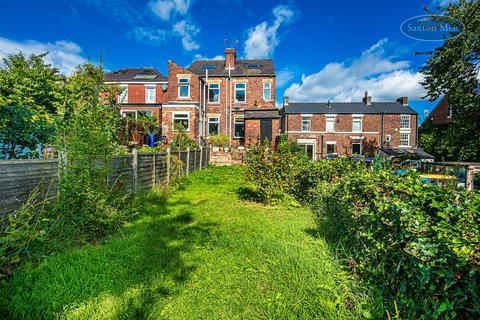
[0,147,210,217]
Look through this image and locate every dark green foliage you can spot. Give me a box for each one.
[170,126,198,151]
[300,160,480,319]
[0,53,64,159]
[0,105,56,159]
[419,0,480,161]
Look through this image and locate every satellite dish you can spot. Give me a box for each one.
[161,83,167,92]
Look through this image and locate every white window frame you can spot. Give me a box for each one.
[263,82,272,101]
[120,109,153,120]
[172,111,190,131]
[208,116,220,135]
[326,116,336,133]
[234,117,245,138]
[326,142,336,155]
[118,85,128,103]
[447,107,453,119]
[145,85,156,103]
[400,115,411,130]
[178,78,190,98]
[352,142,362,155]
[301,115,312,132]
[352,116,362,133]
[234,83,247,103]
[208,83,220,103]
[399,132,410,147]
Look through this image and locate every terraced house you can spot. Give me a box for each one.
[280,92,420,160]
[107,48,278,147]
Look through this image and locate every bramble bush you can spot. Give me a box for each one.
[244,141,480,319]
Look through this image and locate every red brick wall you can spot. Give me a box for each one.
[161,107,199,142]
[427,95,452,125]
[244,118,280,147]
[167,60,200,102]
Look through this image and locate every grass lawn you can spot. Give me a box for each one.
[0,166,372,319]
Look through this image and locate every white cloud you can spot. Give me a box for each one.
[173,20,200,51]
[0,37,86,75]
[244,5,296,59]
[193,54,224,61]
[276,68,295,87]
[149,0,191,21]
[284,38,426,102]
[129,27,167,45]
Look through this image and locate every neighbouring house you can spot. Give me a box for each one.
[280,92,424,160]
[105,68,168,143]
[421,87,480,127]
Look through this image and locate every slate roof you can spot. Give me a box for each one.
[105,68,167,82]
[283,102,417,115]
[244,109,281,119]
[188,59,275,77]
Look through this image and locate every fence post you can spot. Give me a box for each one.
[166,147,171,185]
[199,146,203,171]
[152,153,156,186]
[186,147,190,175]
[132,149,138,192]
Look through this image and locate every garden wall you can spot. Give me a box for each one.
[0,147,210,217]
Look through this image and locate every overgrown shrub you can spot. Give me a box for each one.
[303,159,480,319]
[208,133,229,147]
[171,126,198,151]
[243,137,307,203]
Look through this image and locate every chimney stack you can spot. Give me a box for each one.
[363,91,372,105]
[397,96,408,106]
[225,48,236,69]
[283,96,289,107]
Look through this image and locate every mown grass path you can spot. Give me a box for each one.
[1,166,370,319]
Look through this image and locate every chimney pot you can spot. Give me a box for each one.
[283,96,289,107]
[397,96,408,106]
[363,94,372,106]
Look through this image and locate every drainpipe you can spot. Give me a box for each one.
[321,135,324,158]
[228,65,232,140]
[225,75,228,137]
[380,109,385,148]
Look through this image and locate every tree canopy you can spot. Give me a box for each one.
[419,0,480,161]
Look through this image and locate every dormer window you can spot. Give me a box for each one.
[178,78,190,98]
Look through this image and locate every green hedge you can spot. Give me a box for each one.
[297,160,480,319]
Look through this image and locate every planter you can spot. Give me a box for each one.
[212,146,220,152]
[131,130,141,144]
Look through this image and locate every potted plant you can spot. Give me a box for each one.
[208,134,229,152]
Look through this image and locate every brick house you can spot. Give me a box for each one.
[280,93,420,160]
[184,48,279,147]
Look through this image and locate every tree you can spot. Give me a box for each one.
[0,105,55,159]
[419,0,480,161]
[0,53,63,158]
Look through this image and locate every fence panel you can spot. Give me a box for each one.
[0,159,59,217]
[0,148,209,217]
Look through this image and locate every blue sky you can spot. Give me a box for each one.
[0,0,453,120]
